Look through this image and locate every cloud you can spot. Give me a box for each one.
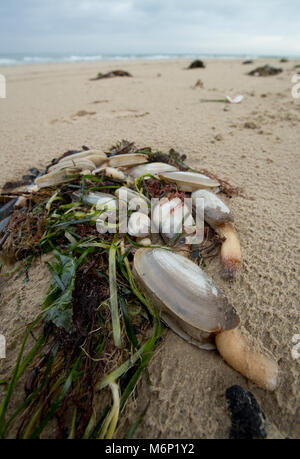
[0,0,299,55]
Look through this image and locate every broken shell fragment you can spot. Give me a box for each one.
[128,212,151,238]
[127,162,178,180]
[216,328,278,391]
[192,189,234,225]
[108,153,148,168]
[213,223,241,278]
[159,171,220,192]
[133,248,239,348]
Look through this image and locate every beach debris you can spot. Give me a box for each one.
[242,60,253,65]
[187,59,205,69]
[90,70,132,80]
[226,95,244,104]
[0,142,278,440]
[159,171,220,192]
[244,121,257,129]
[200,95,243,104]
[226,385,267,439]
[192,79,204,89]
[133,249,278,390]
[248,65,283,76]
[279,58,288,63]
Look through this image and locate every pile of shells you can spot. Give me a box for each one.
[0,147,278,391]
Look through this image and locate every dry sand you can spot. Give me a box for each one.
[0,58,299,438]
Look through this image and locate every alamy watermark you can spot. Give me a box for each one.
[291,74,300,99]
[0,74,6,98]
[94,191,205,244]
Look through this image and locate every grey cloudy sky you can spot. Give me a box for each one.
[0,0,299,55]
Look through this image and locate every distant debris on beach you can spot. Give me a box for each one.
[248,64,282,76]
[90,69,132,80]
[187,59,205,69]
[279,58,288,63]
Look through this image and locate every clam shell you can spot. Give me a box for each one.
[152,198,194,242]
[48,158,96,174]
[35,168,79,189]
[133,248,239,346]
[192,189,233,224]
[159,171,220,192]
[127,162,178,180]
[115,186,150,210]
[60,150,107,162]
[128,211,151,237]
[108,153,148,168]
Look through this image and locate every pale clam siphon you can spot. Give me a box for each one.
[159,171,220,192]
[133,248,278,391]
[127,162,178,180]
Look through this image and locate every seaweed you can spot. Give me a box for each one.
[0,142,240,438]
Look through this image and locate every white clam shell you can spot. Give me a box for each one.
[159,171,220,192]
[152,198,194,241]
[127,162,178,180]
[108,153,148,168]
[128,212,151,237]
[192,189,233,224]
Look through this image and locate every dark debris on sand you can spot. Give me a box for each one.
[90,70,132,81]
[226,385,267,439]
[248,64,282,76]
[187,59,205,69]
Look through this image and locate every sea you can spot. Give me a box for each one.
[0,52,296,66]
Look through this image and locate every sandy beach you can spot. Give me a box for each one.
[0,58,299,438]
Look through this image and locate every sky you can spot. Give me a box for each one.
[0,0,299,56]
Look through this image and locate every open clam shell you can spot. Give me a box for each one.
[108,153,148,168]
[192,189,233,225]
[127,162,178,180]
[133,248,239,348]
[159,171,220,192]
